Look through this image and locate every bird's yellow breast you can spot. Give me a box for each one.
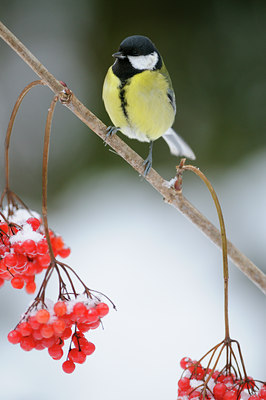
[102,67,128,130]
[102,67,175,142]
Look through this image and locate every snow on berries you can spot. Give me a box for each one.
[178,357,265,400]
[0,208,70,293]
[7,296,109,373]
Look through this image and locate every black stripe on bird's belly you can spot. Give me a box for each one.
[119,80,129,120]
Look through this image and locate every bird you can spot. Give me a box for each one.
[102,35,195,176]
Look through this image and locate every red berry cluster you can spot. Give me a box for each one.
[178,357,265,400]
[7,298,109,373]
[0,208,70,293]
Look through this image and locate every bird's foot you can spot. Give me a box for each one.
[142,141,153,177]
[104,126,119,146]
[143,155,152,177]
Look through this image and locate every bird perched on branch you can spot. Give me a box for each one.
[102,35,195,176]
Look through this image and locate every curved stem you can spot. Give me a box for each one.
[181,164,230,339]
[57,261,92,298]
[231,340,249,379]
[4,80,44,190]
[42,95,58,260]
[202,343,226,398]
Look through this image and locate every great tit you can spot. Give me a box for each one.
[102,35,195,175]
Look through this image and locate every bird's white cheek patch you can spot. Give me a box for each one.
[128,51,159,70]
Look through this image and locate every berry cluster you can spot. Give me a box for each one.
[178,357,265,400]
[0,208,70,293]
[7,297,109,373]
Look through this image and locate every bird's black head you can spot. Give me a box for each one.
[112,35,162,81]
[116,35,157,57]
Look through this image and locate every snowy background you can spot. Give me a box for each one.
[0,1,265,399]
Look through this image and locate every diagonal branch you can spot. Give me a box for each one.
[0,21,265,294]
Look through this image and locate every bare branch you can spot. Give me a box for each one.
[0,21,265,294]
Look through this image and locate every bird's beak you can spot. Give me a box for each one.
[112,51,125,59]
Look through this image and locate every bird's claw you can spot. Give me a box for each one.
[104,126,119,146]
[143,157,152,177]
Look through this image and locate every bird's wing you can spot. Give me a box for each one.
[167,88,176,113]
[160,63,176,113]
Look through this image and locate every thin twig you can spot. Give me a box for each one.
[4,80,44,190]
[0,21,265,294]
[181,163,230,338]
[42,95,58,260]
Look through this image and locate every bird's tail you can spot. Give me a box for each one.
[162,128,196,160]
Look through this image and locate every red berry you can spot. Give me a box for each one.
[19,322,33,336]
[259,388,266,400]
[40,324,54,338]
[25,262,36,275]
[1,234,9,246]
[26,218,41,231]
[12,242,24,254]
[36,239,49,255]
[54,301,67,317]
[62,360,75,374]
[4,253,17,268]
[42,337,56,348]
[28,316,41,330]
[32,329,43,340]
[223,390,237,400]
[23,239,37,255]
[58,247,70,258]
[77,323,90,332]
[217,374,226,383]
[82,341,95,356]
[88,320,100,329]
[7,330,22,344]
[212,371,220,380]
[38,254,51,268]
[69,348,86,364]
[73,302,87,317]
[36,309,50,324]
[178,377,191,391]
[86,308,99,324]
[188,360,201,374]
[68,348,79,362]
[195,366,205,380]
[180,357,192,369]
[0,277,4,287]
[35,342,45,351]
[53,319,66,335]
[249,396,260,400]
[0,222,8,234]
[20,336,36,351]
[213,383,227,400]
[96,302,109,317]
[15,254,28,271]
[73,335,86,347]
[61,327,72,340]
[25,281,36,294]
[52,236,64,251]
[48,344,64,360]
[11,276,24,289]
